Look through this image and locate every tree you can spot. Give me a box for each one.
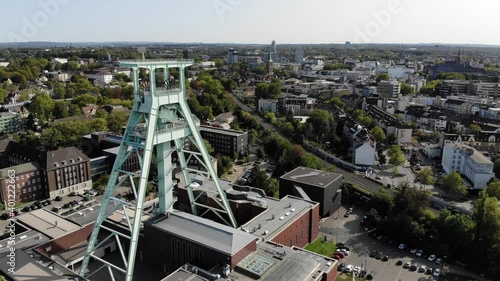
[468,124,481,134]
[217,155,233,177]
[107,112,129,134]
[442,171,467,197]
[255,83,270,100]
[414,167,436,186]
[400,83,415,95]
[53,101,70,119]
[436,72,466,80]
[0,88,6,103]
[376,73,390,82]
[367,189,393,216]
[485,182,500,200]
[93,173,110,192]
[325,97,345,109]
[52,82,66,99]
[204,139,214,155]
[28,93,54,124]
[72,93,98,107]
[387,145,405,172]
[473,191,500,254]
[370,126,386,142]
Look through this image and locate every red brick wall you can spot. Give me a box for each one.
[269,203,320,248]
[231,239,257,268]
[36,224,94,256]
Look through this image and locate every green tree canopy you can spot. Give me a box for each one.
[376,73,391,82]
[414,167,436,186]
[436,72,467,80]
[400,83,415,95]
[28,93,54,124]
[387,145,405,168]
[442,171,467,197]
[370,126,386,142]
[485,181,500,200]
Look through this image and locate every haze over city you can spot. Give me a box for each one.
[2,0,500,45]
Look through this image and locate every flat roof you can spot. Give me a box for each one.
[161,268,209,281]
[147,211,256,256]
[16,209,80,239]
[280,166,342,188]
[241,195,318,240]
[0,250,82,281]
[199,125,247,137]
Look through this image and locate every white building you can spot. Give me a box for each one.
[87,72,113,84]
[441,143,494,189]
[51,58,68,64]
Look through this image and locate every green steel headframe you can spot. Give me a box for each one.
[79,59,237,281]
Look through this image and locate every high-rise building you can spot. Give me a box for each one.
[295,48,304,63]
[271,40,277,53]
[266,50,274,75]
[227,49,239,64]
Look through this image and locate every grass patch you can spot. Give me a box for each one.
[439,273,478,281]
[304,237,336,257]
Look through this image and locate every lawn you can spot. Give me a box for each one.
[304,237,336,257]
[439,273,478,281]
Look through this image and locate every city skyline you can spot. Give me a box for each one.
[2,0,500,45]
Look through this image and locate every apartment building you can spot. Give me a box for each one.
[442,143,494,189]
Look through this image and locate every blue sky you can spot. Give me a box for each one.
[2,0,500,45]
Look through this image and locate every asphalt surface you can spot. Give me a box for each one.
[320,207,486,281]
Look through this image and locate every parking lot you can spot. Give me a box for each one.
[320,207,484,281]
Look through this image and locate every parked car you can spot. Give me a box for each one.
[426,267,434,274]
[428,254,437,261]
[332,255,340,261]
[30,205,38,210]
[433,268,441,277]
[398,243,407,250]
[365,271,376,280]
[337,263,345,272]
[69,191,77,196]
[345,264,354,273]
[376,252,384,260]
[410,248,417,254]
[416,249,423,257]
[435,258,442,264]
[1,213,10,220]
[22,206,31,212]
[55,196,63,201]
[338,249,350,255]
[382,255,389,261]
[339,246,350,251]
[419,265,427,273]
[336,242,345,248]
[396,259,404,265]
[369,250,377,258]
[410,264,418,271]
[353,266,361,275]
[51,206,62,213]
[63,203,71,209]
[334,252,344,259]
[403,261,412,268]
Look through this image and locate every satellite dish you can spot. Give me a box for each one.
[138,47,146,60]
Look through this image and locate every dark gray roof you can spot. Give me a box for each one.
[45,147,89,171]
[445,99,466,105]
[147,211,256,256]
[280,166,342,188]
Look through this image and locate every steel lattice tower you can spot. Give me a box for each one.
[80,60,237,281]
